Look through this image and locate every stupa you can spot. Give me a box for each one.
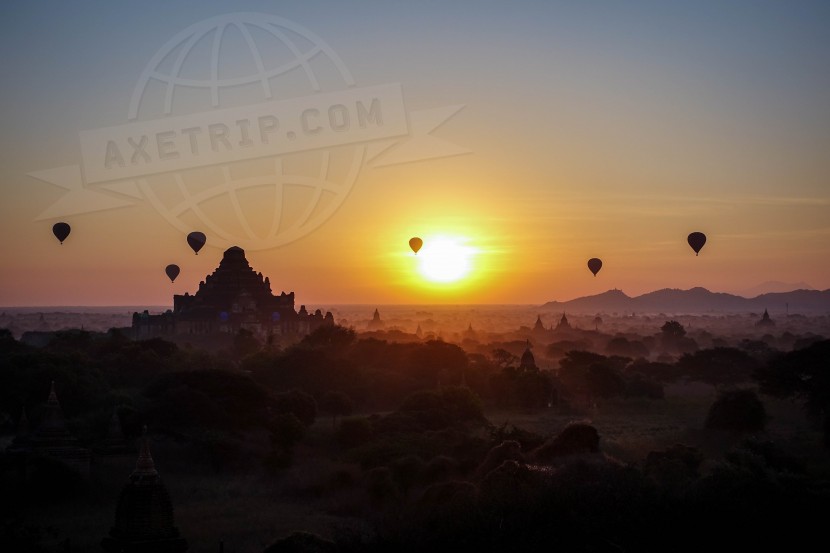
[101,429,188,553]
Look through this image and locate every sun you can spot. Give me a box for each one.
[417,236,476,283]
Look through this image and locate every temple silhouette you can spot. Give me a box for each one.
[367,308,384,330]
[555,313,572,331]
[132,246,333,343]
[520,341,537,370]
[756,308,776,327]
[101,429,188,552]
[7,381,91,476]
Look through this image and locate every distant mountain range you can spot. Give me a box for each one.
[736,281,815,297]
[541,287,830,315]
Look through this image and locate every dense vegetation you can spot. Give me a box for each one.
[0,324,828,551]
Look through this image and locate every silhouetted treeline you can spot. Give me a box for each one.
[1,325,829,443]
[337,438,824,553]
[2,325,830,551]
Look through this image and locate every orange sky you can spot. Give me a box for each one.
[1,2,829,306]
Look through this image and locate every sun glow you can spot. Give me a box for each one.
[417,236,477,283]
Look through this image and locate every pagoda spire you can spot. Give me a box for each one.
[133,426,158,478]
[102,427,188,552]
[48,380,59,405]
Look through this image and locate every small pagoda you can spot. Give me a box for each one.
[756,308,775,327]
[367,308,384,330]
[520,341,538,370]
[555,313,572,331]
[9,381,91,476]
[101,429,188,553]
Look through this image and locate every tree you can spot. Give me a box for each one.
[263,532,337,553]
[677,347,760,385]
[704,389,767,433]
[396,386,485,430]
[531,422,600,461]
[436,386,485,421]
[513,368,554,409]
[585,363,626,399]
[626,359,679,383]
[273,389,317,426]
[491,348,518,369]
[755,340,830,446]
[143,369,272,430]
[319,390,354,429]
[266,413,306,469]
[409,340,469,387]
[336,417,372,448]
[390,455,426,496]
[624,375,664,399]
[661,321,686,339]
[269,413,305,449]
[558,351,627,398]
[300,324,356,350]
[660,321,697,355]
[606,336,649,359]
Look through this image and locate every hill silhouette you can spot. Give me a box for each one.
[738,281,815,297]
[542,287,830,314]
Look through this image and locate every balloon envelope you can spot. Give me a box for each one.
[186,231,206,255]
[587,258,602,276]
[409,237,423,254]
[165,264,180,283]
[52,222,71,244]
[687,232,707,256]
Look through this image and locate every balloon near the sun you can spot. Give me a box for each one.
[416,237,475,283]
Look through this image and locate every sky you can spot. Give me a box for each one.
[1,0,829,306]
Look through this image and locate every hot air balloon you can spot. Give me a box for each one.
[186,231,206,255]
[587,258,602,276]
[409,237,423,255]
[687,232,707,256]
[52,222,71,244]
[165,264,180,283]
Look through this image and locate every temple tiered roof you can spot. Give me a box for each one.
[191,246,281,308]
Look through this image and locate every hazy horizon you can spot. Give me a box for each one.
[1,282,826,310]
[1,278,825,309]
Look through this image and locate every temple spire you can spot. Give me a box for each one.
[48,380,59,405]
[102,427,188,552]
[133,426,158,477]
